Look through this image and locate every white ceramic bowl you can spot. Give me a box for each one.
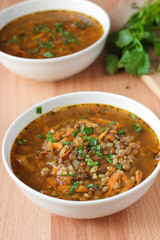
[2,91,160,219]
[0,0,110,82]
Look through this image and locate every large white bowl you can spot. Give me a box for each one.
[0,0,110,82]
[2,92,160,219]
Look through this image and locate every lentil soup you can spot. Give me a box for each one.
[0,10,104,59]
[10,104,160,201]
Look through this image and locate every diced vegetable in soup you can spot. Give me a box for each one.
[10,104,160,201]
[0,10,104,59]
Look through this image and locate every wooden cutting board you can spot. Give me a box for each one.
[109,0,160,100]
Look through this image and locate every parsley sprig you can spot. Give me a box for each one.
[106,0,160,77]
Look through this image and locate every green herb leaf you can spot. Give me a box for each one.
[109,121,116,126]
[85,183,94,188]
[77,145,85,157]
[36,106,42,114]
[157,64,160,72]
[118,129,125,135]
[10,35,18,43]
[29,48,39,54]
[63,141,71,145]
[105,0,160,77]
[43,41,54,49]
[119,49,150,77]
[69,181,79,195]
[18,139,27,144]
[106,54,119,75]
[132,114,136,120]
[155,42,160,57]
[106,153,113,163]
[133,123,143,132]
[116,29,134,48]
[84,136,98,146]
[106,157,112,164]
[36,150,43,153]
[60,173,76,177]
[72,128,79,136]
[86,109,92,113]
[114,134,120,139]
[37,134,42,138]
[117,164,123,170]
[41,51,54,58]
[44,26,50,32]
[46,132,57,142]
[81,125,94,135]
[86,158,100,166]
[91,144,101,151]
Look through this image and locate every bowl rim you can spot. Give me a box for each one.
[0,0,110,63]
[2,91,160,206]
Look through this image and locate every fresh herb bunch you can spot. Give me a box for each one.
[106,0,160,77]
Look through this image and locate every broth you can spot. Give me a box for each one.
[10,104,160,201]
[0,10,104,59]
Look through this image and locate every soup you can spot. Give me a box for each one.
[10,104,160,201]
[0,10,104,59]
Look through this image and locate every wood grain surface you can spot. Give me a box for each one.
[0,1,160,240]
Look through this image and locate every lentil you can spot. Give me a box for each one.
[10,103,160,201]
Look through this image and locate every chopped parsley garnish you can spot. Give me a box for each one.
[102,127,106,131]
[35,39,44,48]
[18,139,27,144]
[60,173,76,177]
[44,26,50,32]
[118,129,125,135]
[114,134,120,139]
[83,136,97,146]
[69,181,79,195]
[86,109,92,113]
[62,141,71,145]
[109,121,116,126]
[96,152,104,157]
[91,144,101,152]
[81,116,85,119]
[43,41,54,49]
[54,22,63,29]
[37,134,42,138]
[72,128,79,136]
[133,123,143,132]
[63,35,79,45]
[41,51,54,58]
[77,145,85,157]
[117,164,123,170]
[29,48,39,54]
[85,183,94,188]
[129,114,136,120]
[10,35,18,43]
[106,153,113,163]
[81,125,94,135]
[86,158,100,166]
[36,150,43,153]
[46,132,57,142]
[36,106,42,114]
[33,24,46,32]
[73,21,90,29]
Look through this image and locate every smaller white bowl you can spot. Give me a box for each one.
[0,0,110,82]
[2,92,160,219]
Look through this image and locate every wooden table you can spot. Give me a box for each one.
[0,0,160,239]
